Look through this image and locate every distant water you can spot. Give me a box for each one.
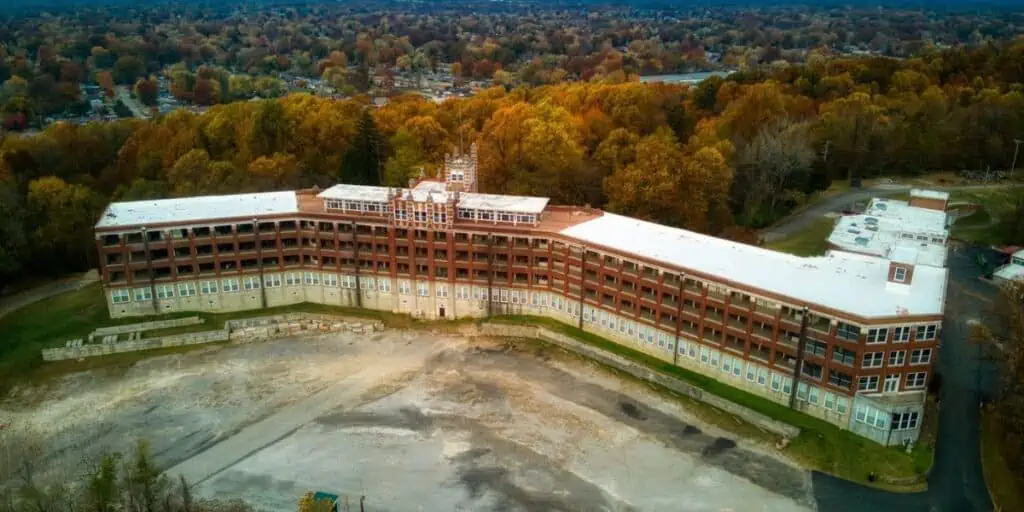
[639,71,731,84]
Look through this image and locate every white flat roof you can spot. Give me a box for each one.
[96,191,299,230]
[993,263,1024,281]
[561,213,948,319]
[865,198,948,234]
[317,182,550,214]
[828,215,948,267]
[911,189,950,201]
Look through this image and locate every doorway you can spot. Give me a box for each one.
[438,305,446,318]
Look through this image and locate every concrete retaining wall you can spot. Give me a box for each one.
[475,323,801,439]
[42,330,229,361]
[92,317,204,336]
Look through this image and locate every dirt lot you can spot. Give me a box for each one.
[1,330,815,511]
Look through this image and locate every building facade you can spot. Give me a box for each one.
[93,154,947,447]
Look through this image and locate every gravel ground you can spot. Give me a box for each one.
[1,330,815,512]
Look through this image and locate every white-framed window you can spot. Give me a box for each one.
[858,375,879,392]
[884,374,900,393]
[379,278,392,293]
[893,326,911,343]
[837,397,849,415]
[361,277,376,291]
[888,350,906,366]
[111,289,131,304]
[336,274,352,288]
[894,267,907,282]
[155,285,174,299]
[757,368,768,386]
[891,412,920,431]
[746,363,756,382]
[200,281,218,294]
[135,287,152,301]
[910,348,932,365]
[709,350,720,368]
[862,352,884,368]
[222,279,240,292]
[797,382,809,401]
[177,282,197,297]
[303,272,320,285]
[243,277,260,291]
[414,211,427,223]
[824,392,836,410]
[399,280,412,294]
[808,386,820,406]
[770,374,782,392]
[677,338,687,355]
[432,212,447,224]
[322,273,338,287]
[867,328,888,344]
[916,324,937,341]
[500,289,509,303]
[285,273,301,286]
[700,347,710,364]
[722,355,734,374]
[906,372,927,389]
[417,282,429,297]
[457,286,469,300]
[855,405,889,429]
[782,377,792,394]
[436,285,448,298]
[263,275,282,288]
[687,342,697,359]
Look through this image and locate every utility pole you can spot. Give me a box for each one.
[1011,139,1022,181]
[821,140,830,164]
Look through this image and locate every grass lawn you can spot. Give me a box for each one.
[949,188,1022,245]
[490,315,933,489]
[764,216,836,256]
[980,409,1024,511]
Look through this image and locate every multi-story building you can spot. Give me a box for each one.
[828,189,950,268]
[93,147,947,446]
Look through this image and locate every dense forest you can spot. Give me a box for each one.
[2,41,1024,288]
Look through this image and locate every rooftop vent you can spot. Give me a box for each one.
[847,229,861,234]
[875,203,888,211]
[865,225,879,232]
[855,237,870,246]
[865,217,879,224]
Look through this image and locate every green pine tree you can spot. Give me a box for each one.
[341,109,382,185]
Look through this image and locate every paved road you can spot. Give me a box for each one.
[761,183,1024,243]
[0,270,99,320]
[115,86,150,119]
[812,245,995,511]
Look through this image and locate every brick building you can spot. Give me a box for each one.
[94,148,947,446]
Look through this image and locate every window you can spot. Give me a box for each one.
[855,405,889,429]
[770,374,782,392]
[320,273,336,287]
[700,347,710,365]
[867,328,888,344]
[709,350,720,368]
[338,274,355,288]
[135,287,152,301]
[906,372,927,389]
[222,279,240,292]
[837,322,861,341]
[746,364,756,382]
[888,350,906,366]
[891,412,920,431]
[832,346,857,366]
[200,281,218,294]
[379,278,392,293]
[722,355,734,375]
[828,370,853,389]
[399,280,411,294]
[361,277,376,291]
[858,375,879,392]
[285,273,301,286]
[458,287,470,300]
[436,285,448,298]
[417,282,429,297]
[155,285,174,299]
[911,348,932,365]
[111,289,131,303]
[808,386,820,405]
[243,277,260,291]
[894,267,907,282]
[837,397,849,415]
[303,272,320,285]
[916,324,937,341]
[414,211,427,223]
[782,377,792,395]
[893,326,911,343]
[432,212,447,224]
[862,352,884,368]
[824,392,836,410]
[757,368,768,386]
[263,275,282,288]
[797,382,808,401]
[884,374,900,393]
[177,283,197,297]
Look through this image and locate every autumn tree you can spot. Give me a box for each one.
[247,153,301,190]
[733,118,815,225]
[25,176,103,272]
[604,129,684,222]
[134,77,159,107]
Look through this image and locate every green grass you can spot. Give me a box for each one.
[980,409,1024,511]
[764,216,836,256]
[489,314,934,488]
[949,188,1022,245]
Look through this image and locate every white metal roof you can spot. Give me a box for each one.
[318,184,393,203]
[96,191,299,230]
[993,263,1024,281]
[828,197,949,268]
[561,212,948,320]
[317,181,550,214]
[458,192,549,214]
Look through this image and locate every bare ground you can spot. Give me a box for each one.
[1,330,815,512]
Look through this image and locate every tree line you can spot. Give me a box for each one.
[2,47,1024,287]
